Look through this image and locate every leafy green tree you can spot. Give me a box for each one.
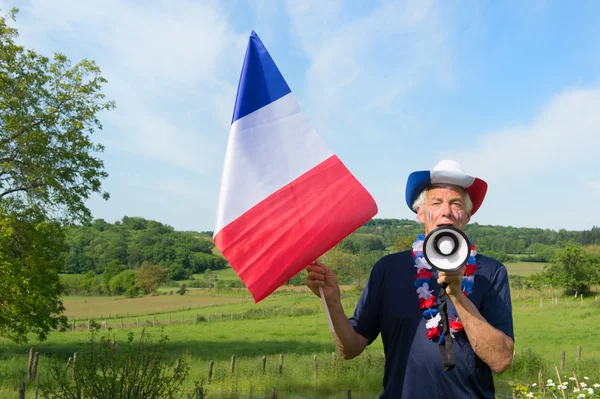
[0,9,113,341]
[108,270,136,295]
[543,243,599,296]
[167,264,192,281]
[393,235,416,252]
[135,262,166,294]
[0,9,114,223]
[0,208,67,342]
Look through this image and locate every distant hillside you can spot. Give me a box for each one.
[63,216,226,275]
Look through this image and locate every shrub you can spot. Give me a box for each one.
[41,328,189,399]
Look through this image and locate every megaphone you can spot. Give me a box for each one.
[423,226,470,272]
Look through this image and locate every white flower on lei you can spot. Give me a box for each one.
[425,314,441,329]
[417,282,434,299]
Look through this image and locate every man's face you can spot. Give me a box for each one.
[416,187,470,235]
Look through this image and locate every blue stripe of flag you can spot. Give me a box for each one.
[231,31,291,124]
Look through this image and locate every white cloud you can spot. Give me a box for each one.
[285,0,456,135]
[10,0,245,173]
[454,87,600,181]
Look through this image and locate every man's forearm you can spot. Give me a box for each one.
[326,299,367,360]
[449,294,514,373]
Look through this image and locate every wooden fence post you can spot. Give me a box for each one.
[560,351,565,371]
[18,381,25,399]
[195,314,199,325]
[262,356,267,372]
[32,352,40,379]
[36,372,41,399]
[73,352,77,380]
[313,355,318,378]
[72,319,76,331]
[347,389,352,399]
[65,356,72,373]
[195,386,204,399]
[153,315,156,327]
[271,388,278,399]
[136,317,139,328]
[278,354,284,374]
[28,347,35,381]
[576,346,581,363]
[208,360,214,383]
[120,319,124,328]
[230,355,236,375]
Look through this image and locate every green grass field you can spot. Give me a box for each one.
[504,261,547,276]
[1,285,600,398]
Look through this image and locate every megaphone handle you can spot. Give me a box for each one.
[438,284,456,371]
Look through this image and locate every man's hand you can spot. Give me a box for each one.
[306,260,341,306]
[437,265,465,296]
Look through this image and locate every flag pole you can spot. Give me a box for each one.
[319,286,335,333]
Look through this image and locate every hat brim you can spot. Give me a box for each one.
[405,171,487,216]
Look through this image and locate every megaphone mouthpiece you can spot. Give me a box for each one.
[423,226,470,272]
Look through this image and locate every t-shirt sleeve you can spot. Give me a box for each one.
[481,261,515,341]
[349,260,384,344]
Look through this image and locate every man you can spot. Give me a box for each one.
[306,160,514,399]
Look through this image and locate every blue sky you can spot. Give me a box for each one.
[3,0,599,232]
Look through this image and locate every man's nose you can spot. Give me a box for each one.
[441,202,452,217]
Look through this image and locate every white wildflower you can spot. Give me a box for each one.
[526,393,534,398]
[587,388,594,395]
[570,377,577,381]
[581,382,588,388]
[573,387,580,392]
[584,377,590,380]
[547,382,555,387]
[578,394,585,399]
[594,384,600,388]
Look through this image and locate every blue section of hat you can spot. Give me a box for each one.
[405,171,431,213]
[231,31,292,124]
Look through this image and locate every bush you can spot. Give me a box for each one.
[177,283,187,296]
[41,328,189,399]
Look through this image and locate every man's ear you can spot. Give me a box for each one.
[416,207,425,224]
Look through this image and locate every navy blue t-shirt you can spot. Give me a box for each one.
[349,251,514,399]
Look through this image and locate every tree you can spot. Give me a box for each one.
[0,9,113,342]
[135,262,166,294]
[1,8,114,223]
[393,235,416,252]
[0,207,68,342]
[543,243,599,296]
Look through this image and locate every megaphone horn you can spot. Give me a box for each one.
[423,226,470,272]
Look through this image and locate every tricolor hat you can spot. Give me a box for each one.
[405,160,488,215]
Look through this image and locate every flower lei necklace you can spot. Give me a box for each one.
[412,234,478,343]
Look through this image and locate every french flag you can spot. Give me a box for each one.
[214,31,378,303]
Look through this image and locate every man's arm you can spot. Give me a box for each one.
[439,268,514,374]
[306,261,369,359]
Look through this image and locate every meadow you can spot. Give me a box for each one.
[1,267,599,398]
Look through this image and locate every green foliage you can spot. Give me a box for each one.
[135,262,166,294]
[41,328,189,399]
[392,235,416,252]
[0,8,114,342]
[0,8,114,225]
[0,207,68,342]
[543,243,600,296]
[63,216,223,275]
[177,283,187,296]
[109,270,136,295]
